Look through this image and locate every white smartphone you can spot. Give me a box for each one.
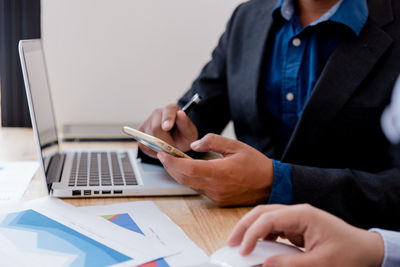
[122,126,192,159]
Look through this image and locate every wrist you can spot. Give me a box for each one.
[263,157,274,198]
[361,230,384,267]
[266,157,274,188]
[242,157,274,205]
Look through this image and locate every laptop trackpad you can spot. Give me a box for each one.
[138,162,185,187]
[141,162,167,172]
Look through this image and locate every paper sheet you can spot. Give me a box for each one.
[0,161,38,202]
[0,197,175,266]
[79,201,210,266]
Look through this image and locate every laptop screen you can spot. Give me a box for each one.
[19,40,59,163]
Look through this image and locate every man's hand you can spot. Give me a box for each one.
[227,204,384,267]
[139,104,198,157]
[157,134,274,206]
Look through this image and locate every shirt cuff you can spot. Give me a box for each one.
[268,160,293,204]
[369,228,400,267]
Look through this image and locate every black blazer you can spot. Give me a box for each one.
[178,0,400,230]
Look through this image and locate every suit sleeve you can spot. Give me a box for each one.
[291,164,400,231]
[177,4,244,138]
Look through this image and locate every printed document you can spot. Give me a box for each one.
[0,161,38,202]
[79,201,209,266]
[0,197,175,266]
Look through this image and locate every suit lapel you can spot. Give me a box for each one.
[282,0,394,160]
[239,0,277,123]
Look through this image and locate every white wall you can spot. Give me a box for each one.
[41,0,243,132]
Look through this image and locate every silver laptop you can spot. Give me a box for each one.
[19,39,197,198]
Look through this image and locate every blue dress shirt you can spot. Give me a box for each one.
[265,0,368,204]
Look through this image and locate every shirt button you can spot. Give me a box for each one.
[286,92,294,101]
[292,38,301,47]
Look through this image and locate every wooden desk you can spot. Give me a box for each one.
[0,127,252,255]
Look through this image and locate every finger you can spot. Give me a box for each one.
[175,110,198,139]
[227,205,286,247]
[264,252,315,267]
[161,104,180,131]
[190,134,240,155]
[157,151,214,188]
[240,213,277,254]
[240,206,310,255]
[149,111,177,147]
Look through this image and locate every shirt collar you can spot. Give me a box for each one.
[273,0,368,36]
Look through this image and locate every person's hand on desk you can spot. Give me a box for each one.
[139,104,198,157]
[228,204,384,267]
[157,134,274,206]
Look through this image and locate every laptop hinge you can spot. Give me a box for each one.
[46,153,66,190]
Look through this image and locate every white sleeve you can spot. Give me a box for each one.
[369,228,400,267]
[381,75,400,144]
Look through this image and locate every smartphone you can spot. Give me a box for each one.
[122,126,192,159]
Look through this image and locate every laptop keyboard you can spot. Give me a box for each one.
[68,152,138,187]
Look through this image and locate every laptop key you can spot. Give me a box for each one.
[68,151,139,190]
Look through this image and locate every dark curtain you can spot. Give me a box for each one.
[0,0,40,127]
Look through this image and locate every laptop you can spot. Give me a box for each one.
[18,39,197,198]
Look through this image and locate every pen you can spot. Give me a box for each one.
[170,93,202,133]
[181,93,202,114]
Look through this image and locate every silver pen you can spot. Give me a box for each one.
[170,93,202,133]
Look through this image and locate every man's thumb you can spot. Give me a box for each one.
[190,133,238,154]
